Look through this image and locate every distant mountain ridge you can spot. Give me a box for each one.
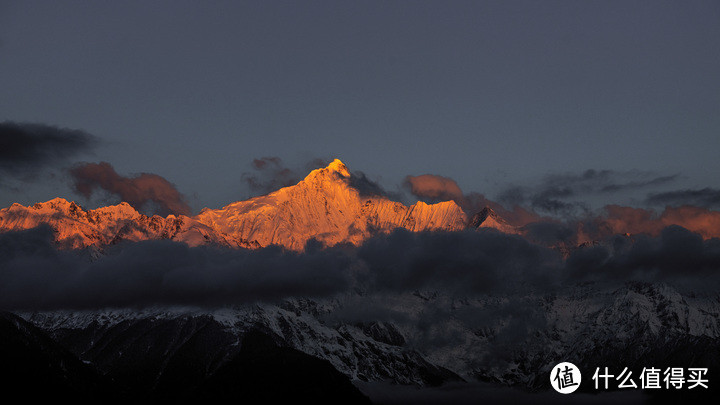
[468,206,521,235]
[194,159,467,250]
[19,282,720,402]
[0,159,503,250]
[0,197,256,250]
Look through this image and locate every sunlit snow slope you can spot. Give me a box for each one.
[0,159,479,250]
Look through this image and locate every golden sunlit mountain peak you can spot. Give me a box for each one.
[0,159,511,251]
[325,158,350,176]
[190,158,468,250]
[302,158,351,185]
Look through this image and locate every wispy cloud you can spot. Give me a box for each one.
[646,188,720,209]
[497,170,678,216]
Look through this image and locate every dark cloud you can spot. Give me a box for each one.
[357,229,561,294]
[69,161,191,216]
[1,226,559,310]
[598,173,678,193]
[522,221,576,246]
[497,170,678,216]
[529,190,588,218]
[348,171,400,199]
[1,219,719,311]
[355,225,720,296]
[0,121,96,179]
[646,188,720,209]
[0,224,59,260]
[242,156,306,195]
[564,226,720,289]
[0,226,352,310]
[251,156,281,170]
[542,170,677,195]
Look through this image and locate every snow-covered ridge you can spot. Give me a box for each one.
[0,159,473,250]
[195,159,467,250]
[21,283,720,387]
[0,196,254,249]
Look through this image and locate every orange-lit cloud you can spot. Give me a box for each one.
[404,174,464,203]
[70,162,191,216]
[601,205,720,239]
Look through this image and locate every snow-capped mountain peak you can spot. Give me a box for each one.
[0,160,468,250]
[468,206,520,234]
[195,160,467,250]
[325,158,351,177]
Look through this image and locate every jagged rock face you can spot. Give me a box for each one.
[468,207,521,235]
[26,302,463,388]
[21,283,720,392]
[196,159,467,250]
[1,311,373,403]
[0,311,117,402]
[0,197,254,249]
[0,159,468,251]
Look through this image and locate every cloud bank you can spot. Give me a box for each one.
[0,226,352,310]
[1,222,719,311]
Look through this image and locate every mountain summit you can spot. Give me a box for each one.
[195,159,467,250]
[0,197,252,250]
[324,158,352,177]
[468,207,520,234]
[0,159,469,250]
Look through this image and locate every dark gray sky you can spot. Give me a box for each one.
[1,0,719,212]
